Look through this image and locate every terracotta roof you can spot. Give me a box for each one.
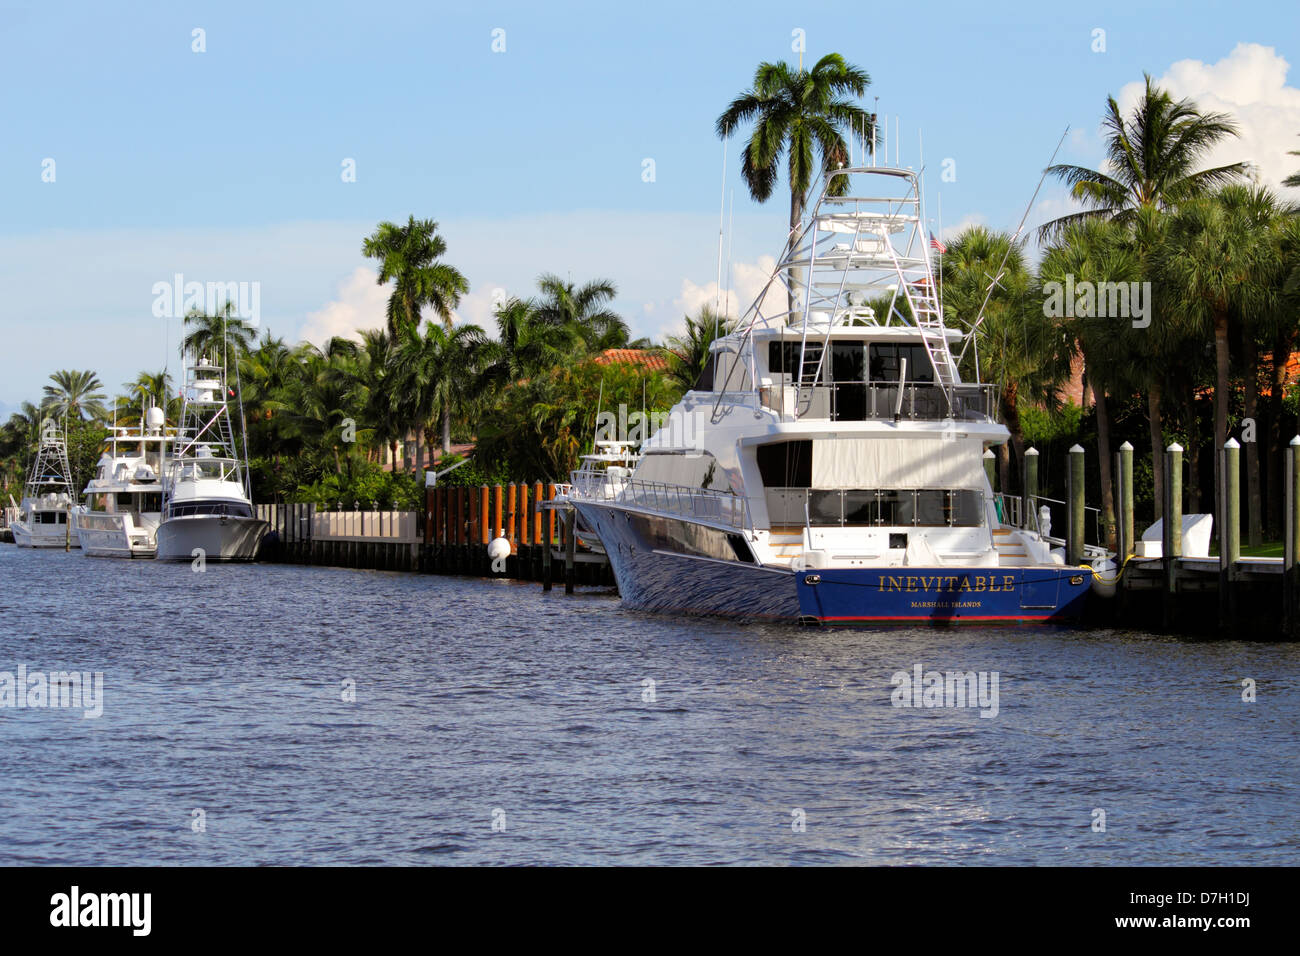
[592,348,670,372]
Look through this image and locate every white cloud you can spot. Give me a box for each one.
[1120,43,1300,195]
[297,266,389,347]
[665,255,782,340]
[940,214,987,242]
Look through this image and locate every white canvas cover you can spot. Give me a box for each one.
[810,438,985,490]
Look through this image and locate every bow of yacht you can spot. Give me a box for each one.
[154,355,267,562]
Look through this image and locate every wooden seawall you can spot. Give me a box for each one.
[254,483,614,589]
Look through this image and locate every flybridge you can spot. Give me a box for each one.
[711,166,978,423]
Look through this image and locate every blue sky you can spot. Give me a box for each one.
[2,0,1299,408]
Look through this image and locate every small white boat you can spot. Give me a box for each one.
[74,406,177,558]
[555,439,641,555]
[154,354,267,562]
[9,421,81,549]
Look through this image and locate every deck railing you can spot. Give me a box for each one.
[759,381,999,422]
[566,472,751,532]
[995,492,1103,548]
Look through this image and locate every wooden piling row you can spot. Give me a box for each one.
[416,482,613,587]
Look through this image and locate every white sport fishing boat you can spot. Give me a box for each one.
[155,354,267,562]
[9,420,81,549]
[74,406,176,558]
[567,165,1093,624]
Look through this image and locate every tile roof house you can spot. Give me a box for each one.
[592,348,670,372]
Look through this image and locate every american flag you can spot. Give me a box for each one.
[929,231,947,255]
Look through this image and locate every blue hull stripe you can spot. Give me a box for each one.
[796,567,1092,624]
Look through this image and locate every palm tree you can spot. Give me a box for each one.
[355,329,403,467]
[479,296,584,389]
[182,301,256,364]
[1268,216,1300,535]
[664,307,732,393]
[240,333,305,469]
[0,402,43,491]
[42,370,108,422]
[270,338,368,475]
[362,216,469,336]
[716,53,875,314]
[1040,74,1248,239]
[1040,219,1150,547]
[1284,135,1300,189]
[117,370,176,425]
[533,274,628,352]
[1163,184,1284,509]
[393,321,487,458]
[941,227,1070,494]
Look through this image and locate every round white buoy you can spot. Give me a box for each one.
[487,537,510,572]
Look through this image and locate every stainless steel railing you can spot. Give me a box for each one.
[566,471,751,532]
[759,381,1000,422]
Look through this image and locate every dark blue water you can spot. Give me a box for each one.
[1,544,1297,865]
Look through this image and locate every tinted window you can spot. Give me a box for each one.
[756,440,812,488]
[868,343,935,383]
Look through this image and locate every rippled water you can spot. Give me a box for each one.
[1,544,1297,865]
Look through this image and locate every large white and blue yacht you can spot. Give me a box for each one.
[565,165,1091,624]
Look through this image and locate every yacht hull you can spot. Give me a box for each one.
[75,514,157,558]
[576,501,1091,624]
[573,501,799,619]
[155,515,268,562]
[10,522,78,549]
[76,530,155,558]
[794,566,1092,625]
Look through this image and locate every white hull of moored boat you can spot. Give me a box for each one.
[74,510,159,558]
[154,515,268,562]
[10,522,78,549]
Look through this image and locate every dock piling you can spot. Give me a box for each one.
[1067,444,1085,566]
[564,507,577,595]
[1162,443,1183,630]
[1219,439,1240,630]
[1118,441,1134,562]
[1024,447,1039,533]
[1285,437,1300,639]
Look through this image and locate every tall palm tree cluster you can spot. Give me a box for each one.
[3,212,682,505]
[940,78,1300,548]
[228,238,657,502]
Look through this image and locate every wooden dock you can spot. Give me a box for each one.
[254,483,614,591]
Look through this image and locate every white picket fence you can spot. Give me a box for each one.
[311,509,419,543]
[253,504,420,544]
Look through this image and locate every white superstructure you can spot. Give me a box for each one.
[75,406,177,558]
